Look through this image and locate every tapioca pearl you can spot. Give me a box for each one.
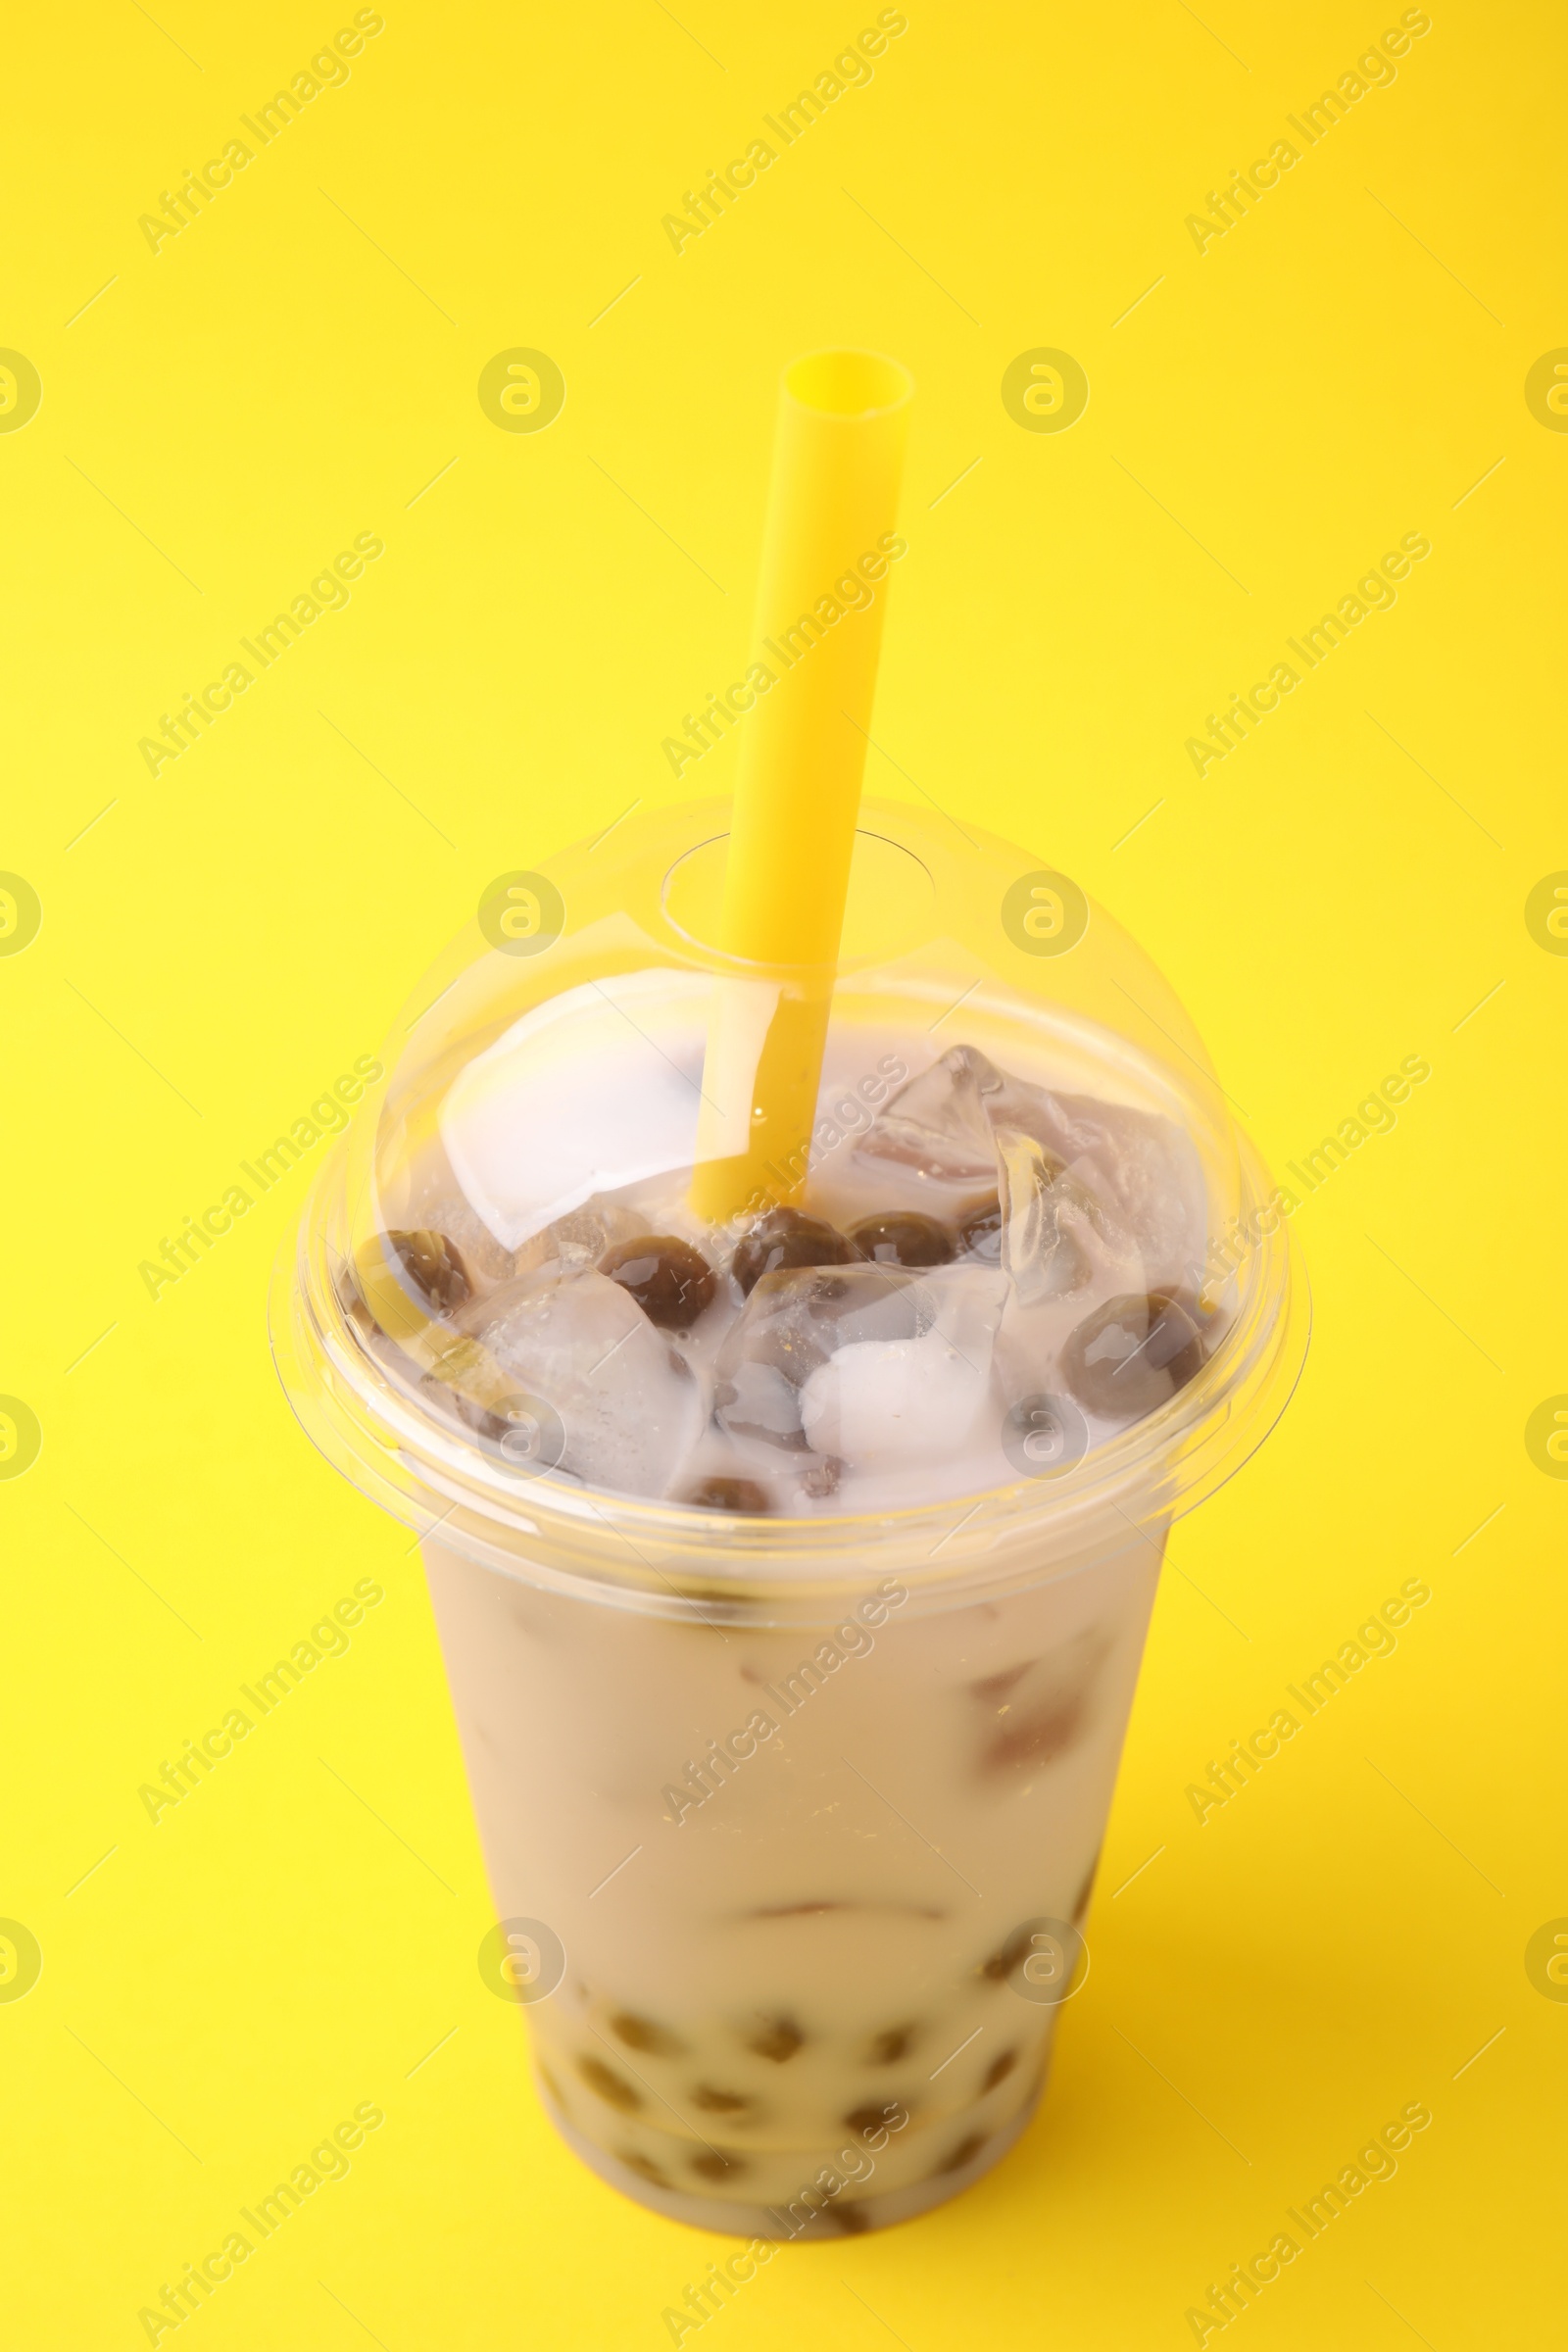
[618,2148,672,2187]
[745,2015,805,2063]
[936,2131,988,2175]
[689,2149,749,2182]
[977,1924,1036,1983]
[686,1476,772,1514]
[666,1580,743,1625]
[576,2054,642,2111]
[457,1390,566,1473]
[731,1207,858,1297]
[956,1194,1003,1264]
[982,2047,1018,2092]
[845,1210,956,1267]
[1070,1848,1102,1924]
[865,2023,918,2065]
[384,1227,471,1314]
[826,2201,871,2233]
[843,2099,911,2136]
[1060,1288,1205,1418]
[610,2010,685,2056]
[969,1660,1034,1703]
[747,1901,844,1920]
[599,1235,716,1330]
[981,1684,1093,1776]
[691,2084,757,2117]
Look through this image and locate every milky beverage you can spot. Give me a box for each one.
[350,1024,1216,2235]
[271,347,1303,2232]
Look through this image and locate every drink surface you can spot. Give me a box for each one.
[352,1025,1220,1518]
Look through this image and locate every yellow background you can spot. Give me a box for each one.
[4,0,1563,2343]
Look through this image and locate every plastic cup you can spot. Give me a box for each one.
[271,798,1303,2235]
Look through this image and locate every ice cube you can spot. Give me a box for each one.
[990,1152,1152,1413]
[993,1288,1110,1417]
[987,1077,1205,1289]
[713,1263,936,1450]
[798,1266,1007,1467]
[854,1046,1003,1186]
[513,1195,647,1276]
[438,968,713,1250]
[714,1261,1005,1466]
[994,1127,1143,1308]
[863,1050,1207,1283]
[454,1267,705,1496]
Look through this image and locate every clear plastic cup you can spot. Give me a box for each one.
[270,798,1303,2236]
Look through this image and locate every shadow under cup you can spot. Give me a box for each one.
[270,796,1304,2235]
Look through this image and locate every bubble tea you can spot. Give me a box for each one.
[272,798,1303,2237]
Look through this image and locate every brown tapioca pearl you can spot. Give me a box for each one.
[826,2201,872,2233]
[745,2015,805,2064]
[981,1686,1093,1776]
[977,1924,1036,1984]
[686,1476,771,1514]
[385,1228,472,1314]
[689,2150,749,2182]
[866,2024,918,2066]
[956,1194,1003,1265]
[618,2148,672,2187]
[691,2084,756,2117]
[599,1236,716,1330]
[843,2100,910,2137]
[610,2010,684,2057]
[747,1899,948,1921]
[1060,1288,1206,1419]
[1070,1849,1102,1925]
[845,1210,955,1268]
[670,1581,743,1622]
[982,2047,1018,2092]
[575,2054,642,2111]
[731,1207,859,1297]
[969,1660,1033,1703]
[936,2132,988,2176]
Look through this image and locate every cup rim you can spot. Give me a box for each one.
[269,796,1307,1619]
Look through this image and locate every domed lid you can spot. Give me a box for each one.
[271,798,1304,1611]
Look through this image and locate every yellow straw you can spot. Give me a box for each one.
[691,350,913,1223]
